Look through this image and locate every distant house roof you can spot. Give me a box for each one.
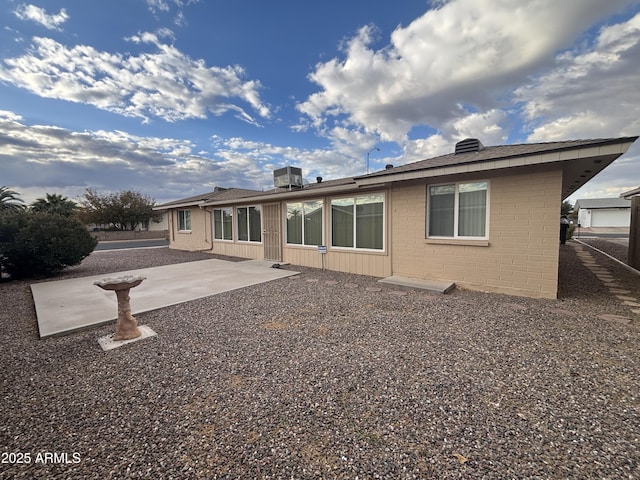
[574,198,631,210]
[620,186,640,199]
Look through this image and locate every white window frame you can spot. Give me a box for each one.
[236,205,262,243]
[426,180,489,240]
[177,209,191,232]
[330,193,385,251]
[213,208,233,241]
[285,199,324,247]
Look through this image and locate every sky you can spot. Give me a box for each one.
[1,0,640,207]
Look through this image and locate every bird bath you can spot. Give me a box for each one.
[94,275,146,340]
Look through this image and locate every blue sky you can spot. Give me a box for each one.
[1,0,640,206]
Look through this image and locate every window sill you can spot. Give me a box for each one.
[330,246,387,255]
[178,230,192,234]
[425,238,489,247]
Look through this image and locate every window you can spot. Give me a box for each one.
[178,209,191,231]
[237,206,261,242]
[213,208,233,240]
[331,194,384,250]
[286,200,323,246]
[427,181,488,238]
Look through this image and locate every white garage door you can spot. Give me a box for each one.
[590,209,630,227]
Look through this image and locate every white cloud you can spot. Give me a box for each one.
[213,136,366,187]
[516,12,640,142]
[0,112,211,202]
[145,0,199,27]
[146,0,171,13]
[510,11,640,203]
[0,111,355,204]
[297,0,636,148]
[13,4,69,31]
[0,33,270,124]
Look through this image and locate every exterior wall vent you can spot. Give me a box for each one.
[455,138,485,154]
[274,166,303,189]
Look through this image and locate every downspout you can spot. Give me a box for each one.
[170,210,175,242]
[200,206,214,252]
[387,186,393,278]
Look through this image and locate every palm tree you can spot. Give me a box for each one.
[31,193,77,217]
[0,186,25,211]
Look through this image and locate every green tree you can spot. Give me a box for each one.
[30,193,77,217]
[79,188,162,230]
[0,186,25,212]
[561,200,573,216]
[0,211,97,279]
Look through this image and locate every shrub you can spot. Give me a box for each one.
[0,211,97,279]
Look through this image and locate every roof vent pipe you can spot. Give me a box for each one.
[385,164,394,170]
[455,138,485,154]
[316,176,323,183]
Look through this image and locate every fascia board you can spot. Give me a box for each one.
[201,183,380,206]
[153,201,205,210]
[355,142,636,187]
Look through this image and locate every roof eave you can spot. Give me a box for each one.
[200,182,384,206]
[154,200,206,211]
[620,186,640,199]
[354,140,637,195]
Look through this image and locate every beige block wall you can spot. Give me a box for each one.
[210,240,264,260]
[165,200,392,277]
[282,191,392,277]
[168,208,212,251]
[391,168,563,298]
[168,207,265,259]
[283,246,391,277]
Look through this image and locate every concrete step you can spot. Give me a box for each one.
[378,275,456,294]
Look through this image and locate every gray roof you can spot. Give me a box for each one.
[157,136,638,208]
[358,138,637,179]
[575,198,631,209]
[154,187,262,210]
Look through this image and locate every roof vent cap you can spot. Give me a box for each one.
[455,138,485,154]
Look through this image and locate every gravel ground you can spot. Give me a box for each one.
[576,238,629,264]
[1,242,639,479]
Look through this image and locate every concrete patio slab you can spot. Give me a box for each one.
[31,259,299,337]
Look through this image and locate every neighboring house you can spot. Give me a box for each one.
[621,186,640,270]
[574,198,631,228]
[620,186,640,199]
[145,211,169,232]
[155,136,638,299]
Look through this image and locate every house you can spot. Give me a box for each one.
[574,197,631,228]
[621,186,640,270]
[155,136,638,299]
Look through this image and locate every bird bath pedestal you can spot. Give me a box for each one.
[94,275,146,341]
